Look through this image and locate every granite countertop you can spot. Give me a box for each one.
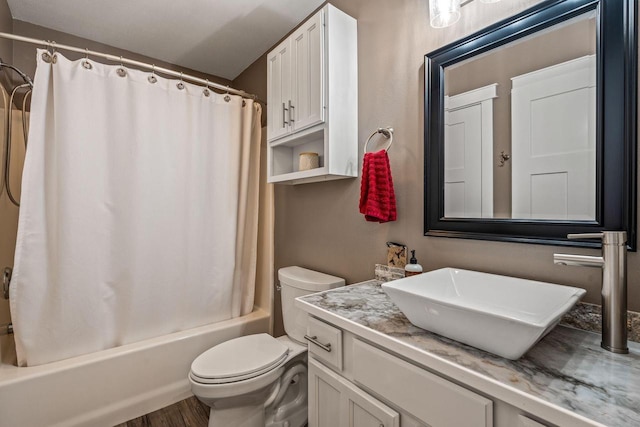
[297,280,640,427]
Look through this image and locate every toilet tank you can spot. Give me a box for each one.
[278,266,345,343]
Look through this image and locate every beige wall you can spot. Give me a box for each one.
[0,0,14,362]
[11,20,232,89]
[445,17,595,217]
[233,0,640,336]
[0,0,10,63]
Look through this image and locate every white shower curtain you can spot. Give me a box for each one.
[9,50,262,366]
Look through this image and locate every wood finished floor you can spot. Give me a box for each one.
[115,396,209,427]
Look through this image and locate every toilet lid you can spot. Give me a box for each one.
[190,334,289,383]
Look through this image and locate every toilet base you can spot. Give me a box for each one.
[265,362,308,427]
[265,404,307,427]
[208,403,266,427]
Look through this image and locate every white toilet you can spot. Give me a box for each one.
[189,266,345,427]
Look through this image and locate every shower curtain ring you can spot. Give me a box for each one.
[148,64,157,84]
[177,72,185,90]
[224,85,231,102]
[203,79,210,97]
[116,56,127,77]
[41,41,53,63]
[47,41,57,63]
[82,48,92,69]
[115,56,128,77]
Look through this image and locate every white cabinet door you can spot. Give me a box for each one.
[511,55,596,220]
[309,358,400,427]
[345,382,400,427]
[309,358,343,427]
[444,84,497,218]
[267,38,291,141]
[353,339,492,427]
[291,9,324,132]
[444,104,483,218]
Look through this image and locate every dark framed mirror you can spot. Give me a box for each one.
[425,0,637,249]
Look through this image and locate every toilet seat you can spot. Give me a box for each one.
[190,334,290,385]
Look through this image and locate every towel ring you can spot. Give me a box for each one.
[364,127,394,153]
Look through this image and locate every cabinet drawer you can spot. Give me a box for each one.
[352,339,493,427]
[306,316,343,371]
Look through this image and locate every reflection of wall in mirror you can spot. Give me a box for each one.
[444,14,596,218]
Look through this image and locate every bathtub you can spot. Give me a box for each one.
[0,308,271,427]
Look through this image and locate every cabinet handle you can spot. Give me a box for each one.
[304,334,332,352]
[289,100,295,123]
[282,102,289,127]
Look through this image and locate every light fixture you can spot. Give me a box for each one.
[429,0,501,28]
[429,0,461,28]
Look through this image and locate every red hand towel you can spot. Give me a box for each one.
[359,149,397,222]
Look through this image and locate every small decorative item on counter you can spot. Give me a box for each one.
[299,152,320,171]
[404,250,423,277]
[386,242,407,268]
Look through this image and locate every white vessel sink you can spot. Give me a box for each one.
[381,268,586,359]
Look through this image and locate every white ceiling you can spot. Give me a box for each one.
[6,0,325,80]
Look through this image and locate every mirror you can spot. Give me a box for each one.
[425,0,637,249]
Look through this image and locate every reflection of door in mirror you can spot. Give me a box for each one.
[444,85,496,218]
[511,55,596,220]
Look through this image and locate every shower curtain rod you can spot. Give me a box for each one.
[0,32,263,102]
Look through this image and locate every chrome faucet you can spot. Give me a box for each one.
[553,232,628,354]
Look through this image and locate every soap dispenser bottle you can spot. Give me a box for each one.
[404,250,423,277]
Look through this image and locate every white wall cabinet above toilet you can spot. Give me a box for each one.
[268,11,324,139]
[267,4,358,185]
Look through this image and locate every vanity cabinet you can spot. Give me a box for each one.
[306,315,563,427]
[307,316,489,427]
[309,358,400,427]
[352,339,493,427]
[266,4,357,185]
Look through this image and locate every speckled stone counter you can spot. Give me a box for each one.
[297,280,640,427]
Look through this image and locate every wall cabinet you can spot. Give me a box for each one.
[266,4,357,185]
[267,11,323,140]
[267,37,291,141]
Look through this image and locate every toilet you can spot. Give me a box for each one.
[189,266,345,427]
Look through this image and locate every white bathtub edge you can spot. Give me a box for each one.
[0,308,271,427]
